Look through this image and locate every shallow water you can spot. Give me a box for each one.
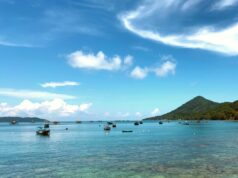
[1,121,238,178]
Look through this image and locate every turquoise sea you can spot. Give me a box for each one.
[1,121,238,178]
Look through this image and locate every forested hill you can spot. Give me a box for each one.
[0,117,47,122]
[145,96,238,120]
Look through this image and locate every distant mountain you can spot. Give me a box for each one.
[0,117,47,122]
[145,96,238,120]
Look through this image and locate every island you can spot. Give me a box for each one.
[145,96,238,120]
[0,117,48,123]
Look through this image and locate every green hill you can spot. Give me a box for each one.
[0,117,47,122]
[145,96,238,120]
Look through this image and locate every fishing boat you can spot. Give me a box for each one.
[36,123,50,136]
[104,125,111,131]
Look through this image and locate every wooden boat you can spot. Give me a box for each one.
[104,125,111,131]
[122,130,133,133]
[36,124,50,136]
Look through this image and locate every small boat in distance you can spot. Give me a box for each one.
[52,121,59,125]
[76,120,82,124]
[10,120,17,125]
[36,123,50,136]
[122,130,133,133]
[104,125,111,131]
[183,121,190,125]
[134,121,139,126]
[139,121,143,124]
[112,124,117,128]
[159,121,163,125]
[107,121,113,125]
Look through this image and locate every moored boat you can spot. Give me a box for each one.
[104,125,111,131]
[159,121,163,125]
[122,130,133,133]
[112,124,117,128]
[52,121,59,125]
[10,120,17,125]
[134,121,139,126]
[36,123,50,136]
[107,121,113,125]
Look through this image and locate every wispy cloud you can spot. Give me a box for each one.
[0,39,36,48]
[119,0,238,55]
[212,0,238,10]
[41,81,80,88]
[0,88,75,100]
[132,45,150,52]
[130,56,176,79]
[124,55,133,66]
[0,99,92,118]
[67,50,133,71]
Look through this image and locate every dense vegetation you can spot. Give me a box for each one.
[0,117,47,122]
[145,96,238,120]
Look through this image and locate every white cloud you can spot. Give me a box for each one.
[151,108,160,116]
[154,60,176,77]
[135,112,142,117]
[212,0,238,10]
[130,57,176,79]
[41,81,80,88]
[131,66,148,79]
[121,112,130,118]
[67,50,133,71]
[0,88,75,100]
[79,103,92,112]
[0,99,92,118]
[119,0,238,55]
[124,55,133,66]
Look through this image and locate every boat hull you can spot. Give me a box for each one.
[36,130,50,136]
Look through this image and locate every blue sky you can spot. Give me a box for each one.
[0,0,238,120]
